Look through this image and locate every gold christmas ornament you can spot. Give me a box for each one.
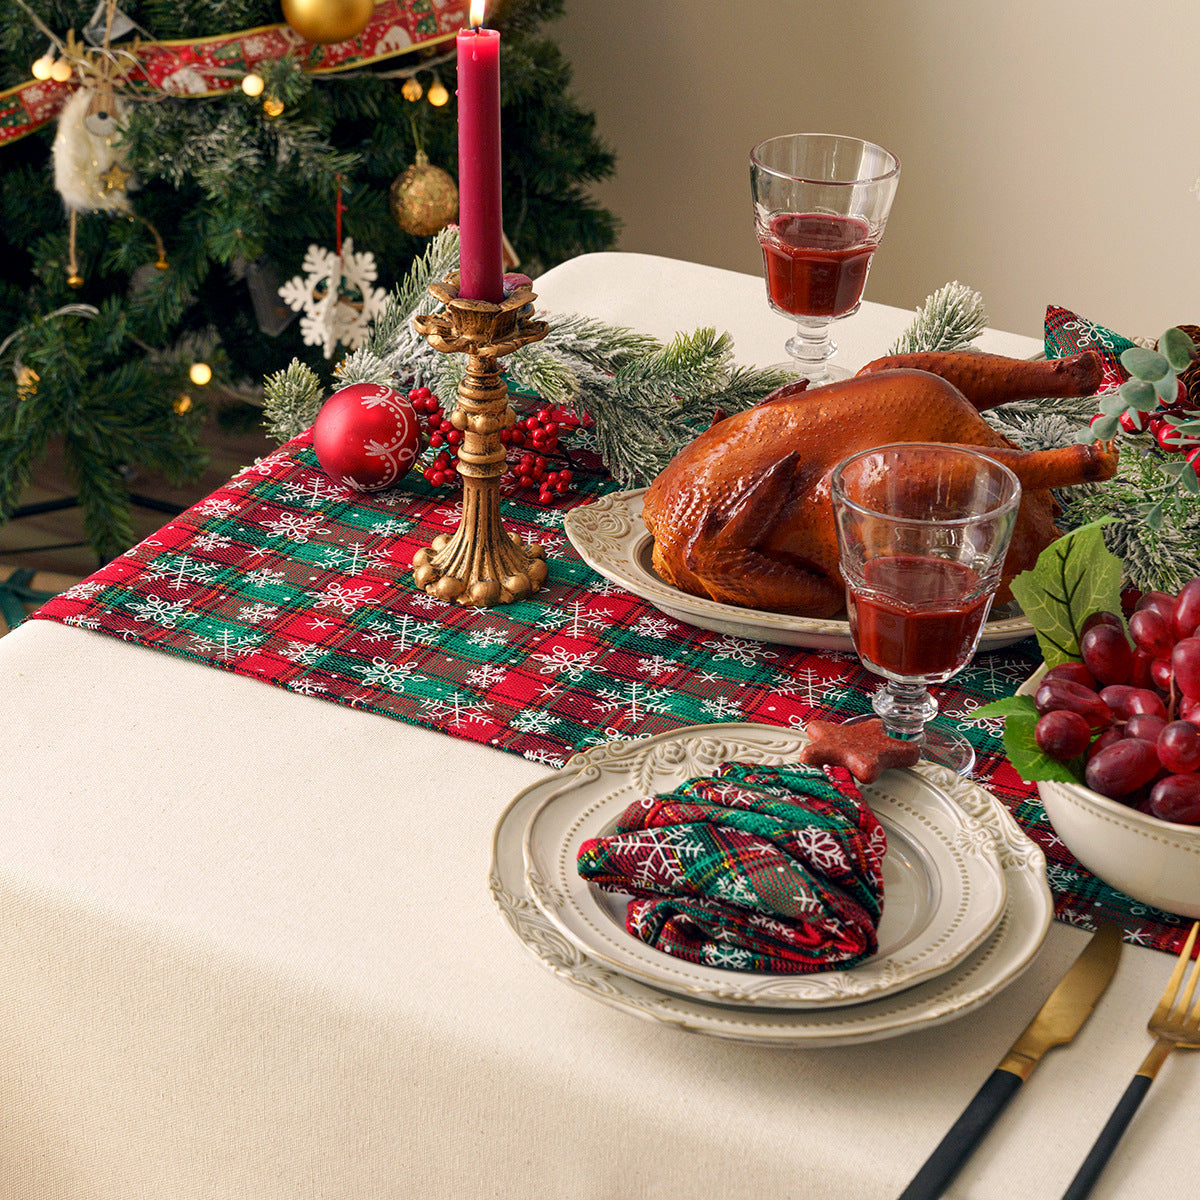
[389,151,458,237]
[401,76,423,102]
[280,0,374,45]
[262,96,285,118]
[241,72,265,97]
[427,79,449,107]
[173,394,194,415]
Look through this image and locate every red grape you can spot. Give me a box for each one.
[1129,608,1175,658]
[1125,713,1168,743]
[1130,652,1156,690]
[1135,591,1177,622]
[1098,685,1167,720]
[1172,637,1200,699]
[1045,662,1097,690]
[1080,623,1134,686]
[1147,774,1200,825]
[1034,711,1092,760]
[1150,657,1174,692]
[1087,727,1124,761]
[1034,678,1113,728]
[1081,611,1124,635]
[1085,739,1161,797]
[1157,720,1200,774]
[1180,695,1200,723]
[1174,578,1200,638]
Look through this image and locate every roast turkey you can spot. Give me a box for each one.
[641,351,1116,619]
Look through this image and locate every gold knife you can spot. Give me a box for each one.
[898,922,1124,1200]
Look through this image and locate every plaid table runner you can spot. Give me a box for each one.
[31,402,1194,954]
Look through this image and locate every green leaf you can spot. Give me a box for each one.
[999,707,1087,784]
[1119,377,1156,407]
[1088,414,1120,440]
[1155,373,1182,403]
[1007,520,1125,667]
[1161,327,1199,372]
[1098,392,1127,417]
[1120,345,1169,381]
[1128,391,1161,413]
[967,694,1038,721]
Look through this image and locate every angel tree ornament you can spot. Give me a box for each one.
[278,239,388,358]
[312,383,422,492]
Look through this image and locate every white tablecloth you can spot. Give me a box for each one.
[1,253,1194,1199]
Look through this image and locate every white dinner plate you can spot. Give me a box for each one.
[521,756,1007,1009]
[564,489,1035,652]
[489,724,1052,1047]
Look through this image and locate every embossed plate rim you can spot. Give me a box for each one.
[489,723,1053,1047]
[521,759,1008,1009]
[563,489,1034,651]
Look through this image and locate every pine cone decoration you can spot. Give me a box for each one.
[1172,323,1200,408]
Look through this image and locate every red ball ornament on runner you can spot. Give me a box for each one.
[313,382,421,492]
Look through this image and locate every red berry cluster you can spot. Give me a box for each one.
[1101,378,1200,469]
[409,384,589,504]
[1032,577,1200,824]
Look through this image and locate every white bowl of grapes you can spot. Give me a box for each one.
[1017,575,1200,918]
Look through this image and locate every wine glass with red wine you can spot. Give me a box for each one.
[831,443,1021,775]
[750,133,899,384]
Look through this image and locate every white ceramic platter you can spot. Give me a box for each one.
[564,489,1034,652]
[522,754,1007,1008]
[489,724,1052,1047]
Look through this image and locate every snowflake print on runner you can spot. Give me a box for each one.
[592,681,674,727]
[959,656,1033,694]
[188,629,263,660]
[237,603,280,626]
[530,647,603,682]
[704,634,780,666]
[701,943,755,971]
[369,515,417,537]
[949,695,1006,739]
[63,612,101,630]
[279,641,327,666]
[243,566,288,590]
[358,656,420,694]
[700,694,743,721]
[465,663,508,689]
[308,581,374,615]
[260,512,330,544]
[192,497,239,520]
[510,708,561,736]
[289,677,329,697]
[535,599,612,637]
[278,475,356,511]
[422,691,492,728]
[636,654,677,679]
[631,614,682,640]
[522,747,568,769]
[362,613,439,653]
[60,580,105,602]
[144,555,225,593]
[191,532,235,554]
[315,541,379,576]
[129,595,190,627]
[466,625,510,650]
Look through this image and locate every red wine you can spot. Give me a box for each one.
[759,212,877,318]
[847,556,991,678]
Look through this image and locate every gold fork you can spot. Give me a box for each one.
[1061,920,1200,1200]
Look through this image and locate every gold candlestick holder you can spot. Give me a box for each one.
[410,273,550,607]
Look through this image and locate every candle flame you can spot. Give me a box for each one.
[470,0,486,27]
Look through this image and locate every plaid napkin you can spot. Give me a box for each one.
[576,762,886,974]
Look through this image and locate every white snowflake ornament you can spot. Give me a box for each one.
[278,239,387,357]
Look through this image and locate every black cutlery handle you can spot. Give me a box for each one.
[1060,1074,1152,1200]
[897,1068,1023,1200]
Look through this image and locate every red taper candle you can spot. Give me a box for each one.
[456,0,504,302]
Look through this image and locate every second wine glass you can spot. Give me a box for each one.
[831,443,1022,776]
[750,133,899,384]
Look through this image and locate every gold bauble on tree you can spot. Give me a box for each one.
[280,0,374,44]
[390,151,459,237]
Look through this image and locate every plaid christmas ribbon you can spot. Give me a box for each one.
[1044,304,1136,392]
[29,407,1195,955]
[577,762,885,974]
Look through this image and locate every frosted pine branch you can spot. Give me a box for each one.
[263,360,325,443]
[888,281,988,355]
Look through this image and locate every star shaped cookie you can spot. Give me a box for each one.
[798,718,920,783]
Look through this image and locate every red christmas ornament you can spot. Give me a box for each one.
[313,383,421,492]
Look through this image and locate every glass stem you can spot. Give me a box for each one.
[785,318,836,381]
[872,680,938,743]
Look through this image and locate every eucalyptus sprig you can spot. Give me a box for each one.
[1077,327,1200,528]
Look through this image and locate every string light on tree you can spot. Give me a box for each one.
[427,76,449,106]
[50,57,74,83]
[188,362,213,386]
[241,72,265,97]
[31,53,55,81]
[401,76,423,101]
[262,96,284,118]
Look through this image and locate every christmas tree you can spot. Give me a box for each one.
[0,0,616,560]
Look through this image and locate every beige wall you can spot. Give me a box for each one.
[551,0,1200,342]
